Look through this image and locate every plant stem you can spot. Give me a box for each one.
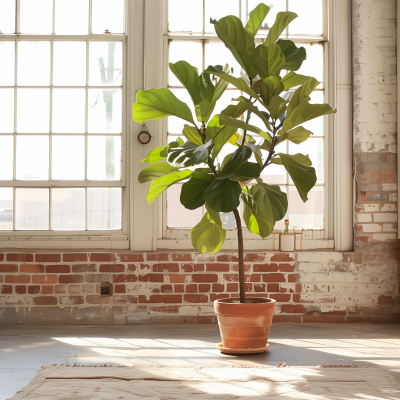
[233,208,245,304]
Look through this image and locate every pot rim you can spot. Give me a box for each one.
[214,297,276,304]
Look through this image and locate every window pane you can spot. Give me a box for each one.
[0,42,15,85]
[288,0,323,36]
[205,0,239,33]
[17,89,50,133]
[288,186,323,229]
[52,89,85,133]
[167,185,203,228]
[289,138,324,184]
[0,136,13,180]
[20,0,53,34]
[168,0,203,33]
[52,136,85,180]
[205,42,242,81]
[15,188,49,230]
[16,135,49,180]
[87,187,121,230]
[17,41,50,86]
[0,0,16,33]
[261,162,287,185]
[89,42,122,86]
[169,41,202,86]
[53,42,86,86]
[0,89,14,133]
[52,188,85,230]
[87,136,121,180]
[88,89,122,133]
[55,0,89,34]
[0,188,13,231]
[297,44,323,86]
[248,0,286,31]
[92,0,124,34]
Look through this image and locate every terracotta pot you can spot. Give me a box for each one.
[214,297,276,353]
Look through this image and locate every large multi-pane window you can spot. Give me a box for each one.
[0,0,125,233]
[165,0,327,238]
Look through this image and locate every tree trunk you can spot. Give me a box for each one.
[233,208,245,303]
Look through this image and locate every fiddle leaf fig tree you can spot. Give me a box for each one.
[133,3,336,303]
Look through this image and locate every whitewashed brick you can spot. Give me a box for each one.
[198,305,214,316]
[179,305,198,316]
[372,233,397,242]
[373,213,397,222]
[382,183,397,191]
[297,252,342,263]
[357,214,372,223]
[298,262,329,273]
[390,193,397,201]
[364,204,381,212]
[361,224,382,233]
[383,223,397,232]
[381,204,397,212]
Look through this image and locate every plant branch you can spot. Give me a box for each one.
[233,208,245,304]
[241,79,253,146]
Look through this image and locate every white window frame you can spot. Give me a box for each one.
[0,0,130,249]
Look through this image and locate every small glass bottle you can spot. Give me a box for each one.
[284,219,289,234]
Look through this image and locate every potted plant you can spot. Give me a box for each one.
[132,3,335,354]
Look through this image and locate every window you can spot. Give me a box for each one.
[162,0,333,249]
[0,0,127,246]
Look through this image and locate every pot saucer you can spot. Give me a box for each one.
[217,343,269,355]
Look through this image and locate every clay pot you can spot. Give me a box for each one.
[214,297,276,354]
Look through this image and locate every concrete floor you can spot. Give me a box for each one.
[1,323,399,400]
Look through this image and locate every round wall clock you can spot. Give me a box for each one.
[138,130,151,144]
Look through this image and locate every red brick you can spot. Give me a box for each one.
[244,253,266,262]
[206,263,229,272]
[267,283,280,292]
[138,274,163,282]
[199,316,218,324]
[271,253,295,262]
[223,274,238,282]
[192,274,218,283]
[118,253,145,262]
[59,275,84,284]
[139,264,150,270]
[100,264,125,273]
[0,254,3,262]
[210,293,227,301]
[269,293,291,302]
[41,286,54,294]
[186,284,197,293]
[5,275,30,283]
[303,315,345,323]
[28,285,40,294]
[216,254,238,262]
[174,284,184,293]
[194,264,205,272]
[6,253,33,262]
[147,253,169,261]
[254,263,279,272]
[68,285,80,294]
[138,295,163,303]
[161,284,173,293]
[184,294,208,303]
[150,305,180,314]
[254,284,266,292]
[152,287,160,293]
[34,296,58,305]
[227,283,238,292]
[250,274,261,282]
[182,264,194,272]
[212,283,224,292]
[60,296,84,305]
[0,264,18,273]
[245,283,252,291]
[90,253,116,262]
[288,274,300,283]
[46,265,70,273]
[172,253,194,261]
[378,295,393,305]
[288,315,302,323]
[15,285,26,294]
[113,274,138,283]
[127,264,137,272]
[164,294,182,303]
[279,263,295,272]
[292,294,300,302]
[72,264,97,273]
[20,264,45,273]
[231,264,251,272]
[167,274,188,283]
[35,254,61,263]
[55,284,66,294]
[1,285,12,294]
[86,295,111,304]
[281,304,306,313]
[273,315,289,322]
[295,283,302,293]
[153,263,179,272]
[199,284,211,292]
[262,273,286,282]
[63,253,88,262]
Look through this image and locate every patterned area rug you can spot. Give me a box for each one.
[10,364,400,399]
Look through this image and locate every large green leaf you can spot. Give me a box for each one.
[233,96,272,131]
[271,153,312,166]
[181,173,215,210]
[287,77,319,116]
[252,43,285,79]
[182,124,203,146]
[204,179,242,213]
[247,142,263,166]
[242,194,273,238]
[221,101,249,118]
[204,66,258,97]
[142,146,168,164]
[281,71,310,90]
[212,126,238,159]
[250,182,288,222]
[192,140,213,164]
[264,11,297,47]
[218,146,252,177]
[169,61,202,105]
[245,3,270,37]
[147,170,193,203]
[191,206,226,254]
[219,114,271,141]
[133,88,195,125]
[138,162,180,183]
[268,95,287,120]
[279,153,317,202]
[260,76,284,106]
[229,161,261,182]
[168,141,198,167]
[211,15,256,78]
[276,40,307,71]
[285,126,312,144]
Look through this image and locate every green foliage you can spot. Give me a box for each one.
[133,2,336,255]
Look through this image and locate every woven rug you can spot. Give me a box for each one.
[11,364,400,400]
